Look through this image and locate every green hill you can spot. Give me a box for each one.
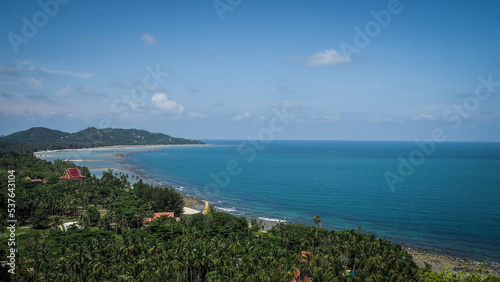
[1,127,68,145]
[0,127,203,150]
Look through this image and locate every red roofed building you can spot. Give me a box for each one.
[143,212,174,226]
[59,168,86,181]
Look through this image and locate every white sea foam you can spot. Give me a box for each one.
[216,207,237,212]
[258,217,287,223]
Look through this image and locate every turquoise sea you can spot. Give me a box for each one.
[40,141,500,264]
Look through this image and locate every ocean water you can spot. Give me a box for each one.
[36,147,141,181]
[39,141,500,263]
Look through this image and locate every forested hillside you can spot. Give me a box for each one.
[0,127,203,150]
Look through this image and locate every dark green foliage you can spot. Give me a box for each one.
[179,211,248,238]
[69,127,204,147]
[0,127,67,145]
[103,191,152,231]
[250,218,265,232]
[0,146,182,231]
[5,210,429,281]
[0,126,204,150]
[133,179,185,216]
[268,224,421,280]
[81,204,100,227]
[29,209,50,229]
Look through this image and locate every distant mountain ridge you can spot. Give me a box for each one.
[0,127,203,150]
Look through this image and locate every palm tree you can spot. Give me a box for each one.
[312,214,322,237]
[312,214,322,249]
[52,216,62,229]
[350,234,362,274]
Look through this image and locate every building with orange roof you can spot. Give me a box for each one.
[143,212,174,226]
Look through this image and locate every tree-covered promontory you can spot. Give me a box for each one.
[0,127,203,150]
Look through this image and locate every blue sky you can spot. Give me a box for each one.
[1,0,499,141]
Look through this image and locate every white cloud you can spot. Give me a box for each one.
[38,68,94,79]
[307,49,351,66]
[129,100,146,111]
[259,115,267,121]
[322,115,342,122]
[412,114,433,121]
[233,112,250,121]
[281,100,304,110]
[0,62,21,77]
[141,33,157,46]
[25,77,43,87]
[310,115,342,123]
[3,61,95,79]
[151,93,184,115]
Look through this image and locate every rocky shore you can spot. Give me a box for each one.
[183,195,204,208]
[406,248,500,277]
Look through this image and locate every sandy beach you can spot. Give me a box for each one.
[183,207,201,215]
[34,144,208,155]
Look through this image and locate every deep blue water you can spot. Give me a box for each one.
[39,141,500,263]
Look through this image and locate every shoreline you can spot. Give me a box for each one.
[407,248,500,277]
[34,144,209,154]
[35,146,500,274]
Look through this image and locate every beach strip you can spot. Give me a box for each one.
[34,144,208,155]
[183,207,201,215]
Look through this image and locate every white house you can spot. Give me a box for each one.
[60,222,82,231]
